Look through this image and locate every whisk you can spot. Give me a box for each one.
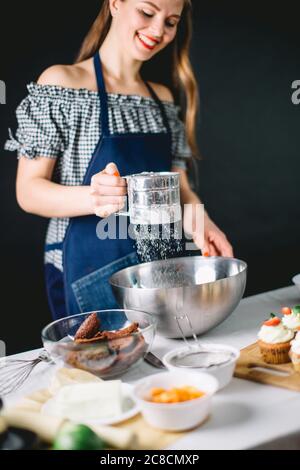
[0,349,52,396]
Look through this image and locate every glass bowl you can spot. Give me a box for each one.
[41,309,156,379]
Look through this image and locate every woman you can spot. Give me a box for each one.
[5,0,233,320]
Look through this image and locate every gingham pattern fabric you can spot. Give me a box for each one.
[5,82,192,271]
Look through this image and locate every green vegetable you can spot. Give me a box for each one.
[53,423,107,451]
[270,313,276,318]
[292,306,300,315]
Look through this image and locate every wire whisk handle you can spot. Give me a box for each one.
[0,349,52,396]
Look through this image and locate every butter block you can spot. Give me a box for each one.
[49,367,102,395]
[51,381,122,421]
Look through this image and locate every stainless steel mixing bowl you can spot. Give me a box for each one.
[109,256,247,338]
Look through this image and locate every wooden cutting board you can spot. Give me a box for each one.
[7,388,189,450]
[234,342,300,391]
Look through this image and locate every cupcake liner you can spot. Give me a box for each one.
[258,340,291,364]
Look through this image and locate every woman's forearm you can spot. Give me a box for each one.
[181,187,202,206]
[173,167,208,219]
[181,188,208,237]
[17,178,93,218]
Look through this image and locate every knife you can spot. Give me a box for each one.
[144,352,166,369]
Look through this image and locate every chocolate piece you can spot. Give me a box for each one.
[74,332,103,345]
[108,336,136,353]
[65,344,115,373]
[74,313,100,341]
[101,322,139,340]
[74,322,139,344]
[113,336,147,373]
[67,335,147,377]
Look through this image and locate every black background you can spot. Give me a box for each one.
[0,1,299,354]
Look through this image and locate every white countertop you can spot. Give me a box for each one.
[3,285,300,450]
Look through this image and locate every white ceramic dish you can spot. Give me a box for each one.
[41,383,139,426]
[133,370,218,431]
[292,274,300,293]
[163,343,240,390]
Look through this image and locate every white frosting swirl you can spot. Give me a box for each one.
[282,313,300,331]
[291,332,300,354]
[258,323,294,344]
[294,331,300,341]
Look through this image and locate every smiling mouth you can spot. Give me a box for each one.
[136,32,159,50]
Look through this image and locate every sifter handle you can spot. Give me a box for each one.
[114,171,130,217]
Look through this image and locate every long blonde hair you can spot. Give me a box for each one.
[76,0,199,158]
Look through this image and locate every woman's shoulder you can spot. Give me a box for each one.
[37,60,94,91]
[37,64,74,87]
[147,82,174,104]
[37,63,174,104]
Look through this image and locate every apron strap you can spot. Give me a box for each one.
[45,242,63,252]
[94,52,110,137]
[93,52,171,136]
[144,81,171,135]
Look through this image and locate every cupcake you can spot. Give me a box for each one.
[289,330,300,371]
[282,306,300,332]
[258,315,294,364]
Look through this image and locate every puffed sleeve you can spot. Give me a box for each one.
[166,104,193,170]
[4,83,69,159]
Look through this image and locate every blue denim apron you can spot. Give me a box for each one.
[45,52,173,319]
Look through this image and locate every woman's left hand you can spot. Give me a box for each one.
[174,167,233,258]
[193,213,234,258]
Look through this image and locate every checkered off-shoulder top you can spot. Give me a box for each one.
[5,82,193,272]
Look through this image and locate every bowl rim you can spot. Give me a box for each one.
[109,255,248,291]
[41,308,157,343]
[162,343,240,371]
[133,370,218,409]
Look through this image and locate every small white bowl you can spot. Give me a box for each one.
[163,343,240,390]
[133,370,218,431]
[292,274,300,293]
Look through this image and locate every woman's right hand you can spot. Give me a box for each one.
[90,162,127,218]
